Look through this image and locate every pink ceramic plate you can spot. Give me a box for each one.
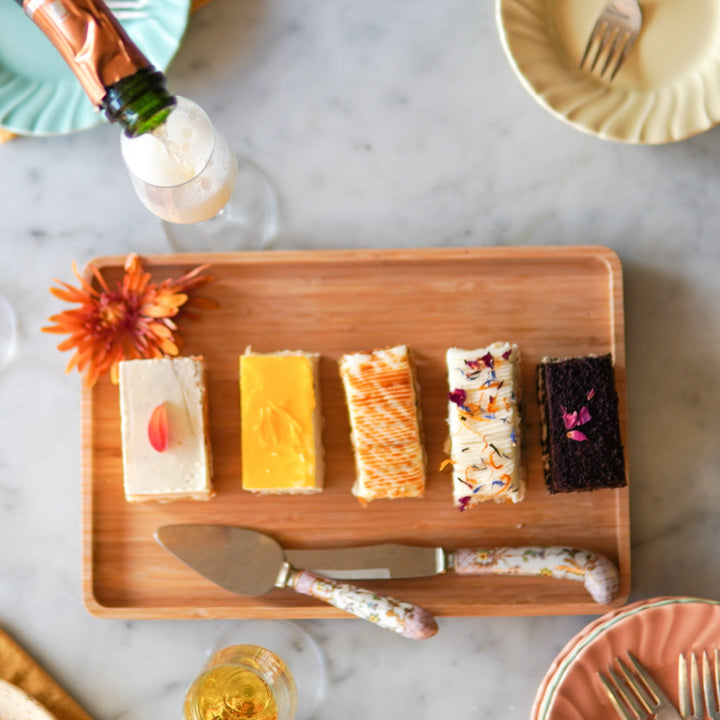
[531,601,640,718]
[530,597,675,718]
[533,597,720,720]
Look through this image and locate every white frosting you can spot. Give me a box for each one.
[446,342,524,508]
[118,357,213,501]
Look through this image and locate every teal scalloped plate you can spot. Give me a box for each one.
[0,0,190,135]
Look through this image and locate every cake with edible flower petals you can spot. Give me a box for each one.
[118,356,214,502]
[537,354,626,493]
[445,342,524,509]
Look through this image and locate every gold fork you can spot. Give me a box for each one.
[598,653,683,720]
[678,651,720,720]
[579,0,643,81]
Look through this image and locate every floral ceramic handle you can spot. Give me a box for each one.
[287,569,438,639]
[451,546,620,604]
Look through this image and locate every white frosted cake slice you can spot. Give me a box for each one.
[339,344,426,504]
[240,350,324,494]
[446,342,524,509]
[118,356,214,502]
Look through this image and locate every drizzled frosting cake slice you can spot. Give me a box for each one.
[446,342,524,509]
[339,344,426,504]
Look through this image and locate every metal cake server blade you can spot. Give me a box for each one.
[155,524,438,639]
[285,543,445,580]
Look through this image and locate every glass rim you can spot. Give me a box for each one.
[120,95,217,191]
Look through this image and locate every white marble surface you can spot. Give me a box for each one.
[1,0,720,718]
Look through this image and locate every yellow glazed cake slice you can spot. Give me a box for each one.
[118,356,214,502]
[446,342,524,509]
[339,344,426,503]
[240,351,324,493]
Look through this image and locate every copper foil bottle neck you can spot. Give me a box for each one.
[22,0,150,107]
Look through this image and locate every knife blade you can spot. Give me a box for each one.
[285,544,620,604]
[286,543,446,580]
[155,524,438,639]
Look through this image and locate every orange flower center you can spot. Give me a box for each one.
[97,294,135,331]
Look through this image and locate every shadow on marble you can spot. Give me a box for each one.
[622,259,720,602]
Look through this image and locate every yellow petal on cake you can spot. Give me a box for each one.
[119,356,214,502]
[240,351,324,494]
[339,344,426,503]
[446,342,524,509]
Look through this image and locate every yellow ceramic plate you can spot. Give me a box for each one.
[496,0,720,144]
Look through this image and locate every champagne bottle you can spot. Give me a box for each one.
[14,0,176,136]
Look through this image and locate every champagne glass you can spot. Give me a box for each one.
[120,96,279,252]
[186,620,327,720]
[185,645,296,720]
[0,294,17,371]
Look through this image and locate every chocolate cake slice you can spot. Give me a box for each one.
[537,354,626,493]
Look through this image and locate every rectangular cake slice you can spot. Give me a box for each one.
[537,354,626,493]
[446,342,524,509]
[240,351,324,493]
[119,356,214,502]
[339,344,426,503]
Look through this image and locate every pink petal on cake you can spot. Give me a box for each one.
[567,429,588,441]
[148,403,169,452]
[562,408,579,429]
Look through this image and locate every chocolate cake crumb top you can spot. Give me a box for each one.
[538,354,626,494]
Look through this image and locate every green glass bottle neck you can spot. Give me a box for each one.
[101,67,177,137]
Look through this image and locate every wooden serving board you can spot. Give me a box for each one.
[0,627,93,720]
[81,246,630,618]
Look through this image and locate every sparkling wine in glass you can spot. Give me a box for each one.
[185,621,327,720]
[184,645,296,720]
[120,96,278,251]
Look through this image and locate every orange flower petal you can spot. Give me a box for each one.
[148,403,169,452]
[80,262,107,296]
[49,285,90,303]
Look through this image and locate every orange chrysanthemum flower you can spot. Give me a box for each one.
[43,254,217,387]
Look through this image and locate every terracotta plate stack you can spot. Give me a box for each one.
[531,596,720,720]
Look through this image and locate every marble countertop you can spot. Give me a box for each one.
[2,1,720,718]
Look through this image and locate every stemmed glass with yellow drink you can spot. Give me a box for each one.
[183,621,327,720]
[185,645,296,720]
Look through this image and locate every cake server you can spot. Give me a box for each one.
[155,524,437,640]
[284,544,620,604]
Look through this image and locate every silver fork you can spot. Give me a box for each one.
[579,0,643,81]
[679,651,720,720]
[598,653,683,720]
